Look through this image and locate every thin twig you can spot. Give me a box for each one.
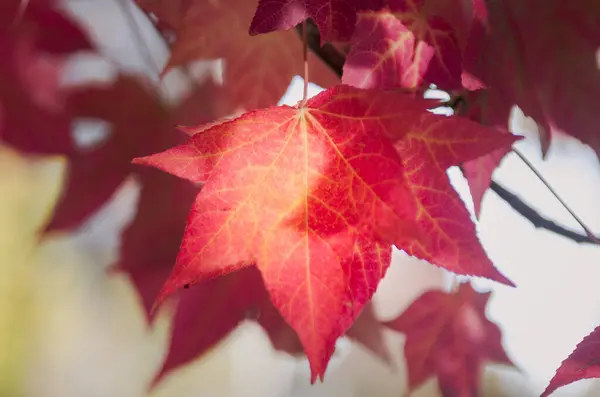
[298,18,598,246]
[512,148,599,242]
[301,20,309,105]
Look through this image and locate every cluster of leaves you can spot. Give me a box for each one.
[2,0,600,396]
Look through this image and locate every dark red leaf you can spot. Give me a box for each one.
[384,282,513,396]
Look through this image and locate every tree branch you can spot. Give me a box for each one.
[489,181,596,244]
[298,18,598,246]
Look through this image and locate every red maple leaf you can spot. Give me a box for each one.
[134,84,518,381]
[343,0,472,91]
[463,0,600,159]
[115,84,392,386]
[542,325,600,397]
[457,89,516,218]
[391,105,519,283]
[249,0,384,43]
[384,282,513,396]
[143,0,338,110]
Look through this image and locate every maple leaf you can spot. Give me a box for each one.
[122,90,392,385]
[134,84,518,380]
[542,325,600,397]
[391,105,518,283]
[149,0,338,110]
[463,0,600,159]
[458,89,516,218]
[133,85,432,381]
[384,282,513,396]
[249,0,384,43]
[343,0,470,91]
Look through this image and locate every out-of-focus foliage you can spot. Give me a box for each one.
[0,145,66,396]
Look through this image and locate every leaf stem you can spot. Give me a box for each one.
[301,20,309,106]
[512,148,599,242]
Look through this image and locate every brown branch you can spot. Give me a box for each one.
[298,19,598,245]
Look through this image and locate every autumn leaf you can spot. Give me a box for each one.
[462,148,509,218]
[134,84,517,381]
[463,0,600,159]
[124,90,392,385]
[249,0,384,43]
[391,105,519,283]
[542,325,600,397]
[134,85,430,381]
[149,0,338,110]
[457,89,516,218]
[343,0,471,91]
[384,282,513,396]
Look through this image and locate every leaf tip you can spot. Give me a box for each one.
[131,155,152,167]
[487,267,516,288]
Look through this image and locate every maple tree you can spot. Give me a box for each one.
[2,0,600,396]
